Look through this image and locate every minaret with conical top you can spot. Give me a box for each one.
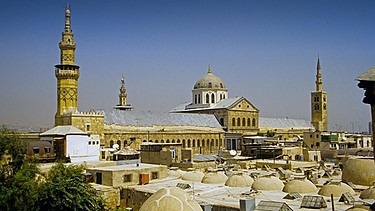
[119,75,127,106]
[311,56,328,131]
[55,4,80,126]
[114,75,133,110]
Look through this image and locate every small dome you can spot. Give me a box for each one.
[168,167,183,179]
[252,176,284,190]
[360,186,375,199]
[318,182,355,197]
[225,172,254,187]
[181,169,205,182]
[342,158,375,186]
[140,187,202,211]
[202,170,228,184]
[194,66,226,90]
[283,178,317,193]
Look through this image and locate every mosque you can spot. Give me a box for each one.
[53,6,325,156]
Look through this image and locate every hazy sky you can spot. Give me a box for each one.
[0,0,374,132]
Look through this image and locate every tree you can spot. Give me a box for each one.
[0,126,41,211]
[38,162,104,211]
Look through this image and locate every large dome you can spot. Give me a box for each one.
[194,66,226,90]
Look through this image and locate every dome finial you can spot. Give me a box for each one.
[208,64,211,73]
[64,3,71,33]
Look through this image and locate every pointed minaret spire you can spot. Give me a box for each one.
[114,75,133,110]
[119,75,127,106]
[65,3,71,33]
[316,55,322,92]
[207,64,211,73]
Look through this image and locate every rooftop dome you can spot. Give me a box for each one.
[342,158,375,186]
[181,168,205,182]
[202,170,228,184]
[252,176,284,190]
[283,178,317,193]
[225,172,254,187]
[318,181,355,197]
[140,187,202,211]
[193,66,227,90]
[360,186,375,199]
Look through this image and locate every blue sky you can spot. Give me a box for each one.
[0,0,374,132]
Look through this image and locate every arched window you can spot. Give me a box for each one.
[232,118,236,126]
[237,118,241,126]
[193,139,196,147]
[161,140,164,143]
[166,140,170,143]
[323,104,326,110]
[208,82,212,88]
[182,140,186,148]
[220,94,222,100]
[206,93,209,103]
[223,94,225,99]
[177,139,181,143]
[202,139,205,147]
[187,139,191,147]
[252,118,256,127]
[110,140,114,148]
[124,140,128,147]
[194,94,197,104]
[198,94,201,104]
[314,104,319,110]
[211,93,215,103]
[155,140,158,143]
[197,139,200,147]
[207,139,210,147]
[247,118,251,126]
[242,118,246,126]
[117,140,121,148]
[215,139,218,147]
[172,140,175,143]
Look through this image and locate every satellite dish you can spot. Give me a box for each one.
[229,150,237,156]
[113,144,119,150]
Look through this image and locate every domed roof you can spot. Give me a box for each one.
[283,178,317,193]
[318,181,355,197]
[252,176,284,190]
[360,186,375,199]
[140,187,202,211]
[225,172,254,187]
[181,168,205,182]
[194,66,227,90]
[342,158,375,186]
[168,167,183,179]
[202,170,228,184]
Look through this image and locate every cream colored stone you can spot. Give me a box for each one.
[342,158,375,186]
[283,178,317,193]
[225,172,254,187]
[318,182,355,197]
[140,187,202,211]
[251,176,284,190]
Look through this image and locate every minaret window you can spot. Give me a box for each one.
[194,94,197,104]
[206,93,209,103]
[198,94,201,104]
[314,104,319,110]
[211,93,215,103]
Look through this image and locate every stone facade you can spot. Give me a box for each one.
[311,57,328,131]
